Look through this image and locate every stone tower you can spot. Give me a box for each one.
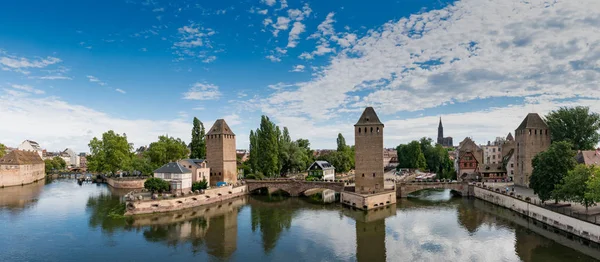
[354,107,384,194]
[514,113,550,187]
[206,119,237,186]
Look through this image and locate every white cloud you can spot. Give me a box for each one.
[10,84,45,95]
[172,22,217,62]
[287,21,306,48]
[152,7,164,12]
[115,89,126,94]
[202,56,216,63]
[140,47,148,52]
[261,0,276,6]
[290,64,305,72]
[30,75,72,80]
[266,55,281,62]
[0,90,193,152]
[0,55,61,75]
[182,82,221,100]
[192,107,205,111]
[258,9,268,15]
[272,16,291,37]
[263,18,273,27]
[264,0,600,127]
[86,75,107,86]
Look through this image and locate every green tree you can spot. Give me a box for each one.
[296,138,314,168]
[337,133,348,152]
[0,143,6,158]
[530,141,577,203]
[144,177,170,193]
[249,130,259,174]
[145,135,189,169]
[52,156,67,170]
[545,106,600,150]
[554,164,598,213]
[192,179,209,191]
[44,159,55,173]
[586,169,600,205]
[129,156,153,175]
[256,116,279,177]
[396,141,426,170]
[189,117,206,159]
[88,131,133,175]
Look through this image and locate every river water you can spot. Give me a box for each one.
[1,178,599,262]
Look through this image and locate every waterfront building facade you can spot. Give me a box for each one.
[206,119,237,186]
[154,162,192,194]
[178,159,210,184]
[457,137,483,181]
[0,150,45,187]
[307,161,335,180]
[514,113,551,187]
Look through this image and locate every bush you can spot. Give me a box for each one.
[192,179,208,191]
[144,177,170,193]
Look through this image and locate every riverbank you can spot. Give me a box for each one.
[105,176,146,189]
[473,184,600,244]
[124,184,248,215]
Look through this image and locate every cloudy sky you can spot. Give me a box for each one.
[1,0,600,153]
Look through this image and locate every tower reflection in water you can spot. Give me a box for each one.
[343,204,397,262]
[131,196,245,259]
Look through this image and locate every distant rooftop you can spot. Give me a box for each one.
[154,162,192,174]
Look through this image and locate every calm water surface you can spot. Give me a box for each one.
[1,178,599,262]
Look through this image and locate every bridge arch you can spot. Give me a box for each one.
[245,180,346,197]
[397,182,469,198]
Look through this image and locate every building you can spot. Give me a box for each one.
[482,143,502,164]
[503,149,515,181]
[178,159,210,184]
[62,148,80,168]
[153,162,192,194]
[17,140,43,158]
[457,137,483,181]
[236,150,249,163]
[437,117,453,147]
[383,148,398,168]
[206,119,237,186]
[341,107,396,210]
[514,113,551,187]
[307,161,335,180]
[79,153,87,169]
[575,150,600,166]
[479,163,507,182]
[0,150,45,187]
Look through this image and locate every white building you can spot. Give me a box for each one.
[153,162,192,194]
[17,140,43,158]
[62,148,80,167]
[307,161,335,180]
[482,142,502,165]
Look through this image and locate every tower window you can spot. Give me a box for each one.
[370,127,373,133]
[528,130,531,135]
[545,130,548,135]
[219,172,221,176]
[358,128,361,134]
[377,127,380,133]
[373,173,376,177]
[362,173,365,177]
[534,130,537,135]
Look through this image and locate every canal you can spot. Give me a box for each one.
[0,178,598,262]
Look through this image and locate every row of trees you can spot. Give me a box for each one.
[87,131,189,176]
[248,116,313,177]
[395,137,455,179]
[316,134,355,173]
[44,156,67,173]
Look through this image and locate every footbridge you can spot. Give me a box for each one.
[396,181,472,198]
[245,179,346,197]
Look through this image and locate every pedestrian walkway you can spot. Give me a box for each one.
[486,182,600,225]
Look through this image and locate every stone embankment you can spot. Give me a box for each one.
[124,184,248,215]
[473,184,600,244]
[105,176,146,189]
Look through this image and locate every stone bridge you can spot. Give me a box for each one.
[245,179,346,197]
[396,181,472,198]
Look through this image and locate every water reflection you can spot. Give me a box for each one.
[0,179,45,214]
[343,205,397,262]
[249,196,297,253]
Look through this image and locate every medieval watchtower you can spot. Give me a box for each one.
[354,107,384,194]
[206,119,237,186]
[514,113,551,187]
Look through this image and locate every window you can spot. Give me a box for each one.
[358,128,361,134]
[511,163,514,168]
[362,173,365,177]
[529,130,531,135]
[545,129,548,135]
[377,127,380,133]
[492,148,496,152]
[373,173,376,177]
[370,127,373,133]
[534,130,537,135]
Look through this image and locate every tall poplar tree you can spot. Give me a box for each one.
[190,117,206,159]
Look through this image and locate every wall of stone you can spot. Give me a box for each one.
[106,177,146,189]
[125,185,248,215]
[473,186,600,244]
[0,163,45,187]
[341,190,396,210]
[206,134,237,186]
[515,127,550,187]
[396,182,470,198]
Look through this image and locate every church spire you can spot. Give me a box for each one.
[437,117,443,140]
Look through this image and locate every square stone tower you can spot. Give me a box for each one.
[206,119,237,186]
[514,113,551,187]
[354,107,385,194]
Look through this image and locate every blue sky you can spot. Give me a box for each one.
[1,0,600,152]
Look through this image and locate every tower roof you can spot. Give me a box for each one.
[154,162,192,174]
[354,107,384,126]
[516,113,548,130]
[206,119,236,136]
[438,117,443,128]
[506,132,514,141]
